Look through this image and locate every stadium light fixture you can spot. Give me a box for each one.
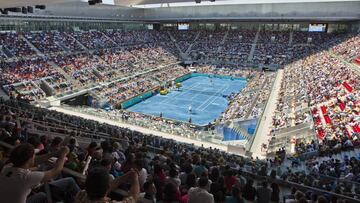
[27,6,34,13]
[5,7,22,12]
[22,7,27,14]
[88,0,103,5]
[0,9,8,15]
[35,5,46,9]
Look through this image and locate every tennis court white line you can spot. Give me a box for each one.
[198,85,230,111]
[161,81,224,107]
[186,83,230,111]
[159,82,202,105]
[161,82,226,112]
[196,84,229,111]
[201,86,230,111]
[186,83,230,105]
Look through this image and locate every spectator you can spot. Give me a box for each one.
[256,181,272,203]
[48,136,63,153]
[75,167,139,203]
[179,163,193,185]
[139,180,157,203]
[188,176,214,203]
[193,157,208,178]
[224,169,238,194]
[166,167,181,188]
[161,182,181,203]
[86,142,98,158]
[270,182,280,203]
[210,176,226,203]
[242,179,257,202]
[225,186,245,203]
[0,143,80,203]
[133,159,148,190]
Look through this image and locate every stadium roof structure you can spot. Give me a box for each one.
[1,0,358,7]
[115,0,360,8]
[0,0,359,22]
[0,0,77,8]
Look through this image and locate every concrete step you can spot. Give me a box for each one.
[186,31,201,54]
[65,33,90,52]
[20,35,44,56]
[167,31,183,54]
[248,28,260,61]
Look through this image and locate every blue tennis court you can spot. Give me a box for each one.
[127,75,247,126]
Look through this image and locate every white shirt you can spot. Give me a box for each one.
[0,166,44,203]
[139,168,148,188]
[188,187,214,203]
[165,177,181,188]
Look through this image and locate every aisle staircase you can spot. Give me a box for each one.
[244,78,268,119]
[20,35,44,56]
[185,31,201,54]
[288,31,294,46]
[47,61,81,86]
[223,120,254,141]
[233,125,252,140]
[167,31,183,54]
[217,30,229,52]
[0,88,9,100]
[55,41,70,53]
[0,48,8,58]
[330,52,360,75]
[65,33,91,52]
[248,29,260,61]
[101,31,119,47]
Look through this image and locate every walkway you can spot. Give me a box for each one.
[49,107,228,152]
[0,89,9,100]
[249,69,284,159]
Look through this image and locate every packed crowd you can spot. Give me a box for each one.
[0,32,36,57]
[51,53,106,85]
[1,27,360,203]
[305,154,360,182]
[271,48,360,157]
[253,44,291,65]
[170,30,198,53]
[105,30,170,46]
[272,60,310,130]
[90,64,188,106]
[258,31,290,44]
[191,31,225,53]
[0,57,57,85]
[73,30,117,50]
[25,31,65,53]
[0,98,359,203]
[0,31,179,100]
[292,32,344,46]
[0,29,355,102]
[187,29,345,67]
[332,33,360,61]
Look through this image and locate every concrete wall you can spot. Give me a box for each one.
[142,1,360,21]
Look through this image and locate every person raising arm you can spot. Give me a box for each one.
[0,143,79,203]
